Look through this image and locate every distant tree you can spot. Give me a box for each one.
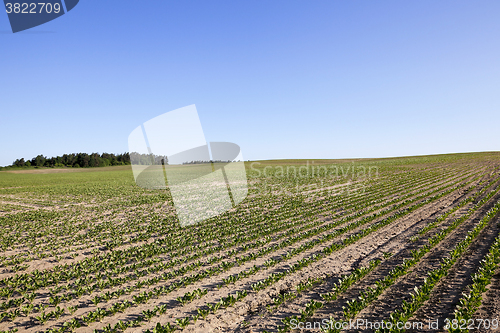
[76,153,89,167]
[89,153,98,167]
[33,155,46,167]
[82,154,90,167]
[63,153,76,167]
[13,158,25,167]
[12,152,131,168]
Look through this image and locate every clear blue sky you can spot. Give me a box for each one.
[1,1,499,166]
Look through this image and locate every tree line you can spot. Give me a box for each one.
[6,152,240,169]
[9,153,131,168]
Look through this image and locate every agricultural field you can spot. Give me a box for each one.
[1,152,500,333]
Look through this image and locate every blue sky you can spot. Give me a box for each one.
[1,1,499,166]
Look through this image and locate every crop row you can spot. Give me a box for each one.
[276,176,500,332]
[140,171,480,333]
[375,197,500,332]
